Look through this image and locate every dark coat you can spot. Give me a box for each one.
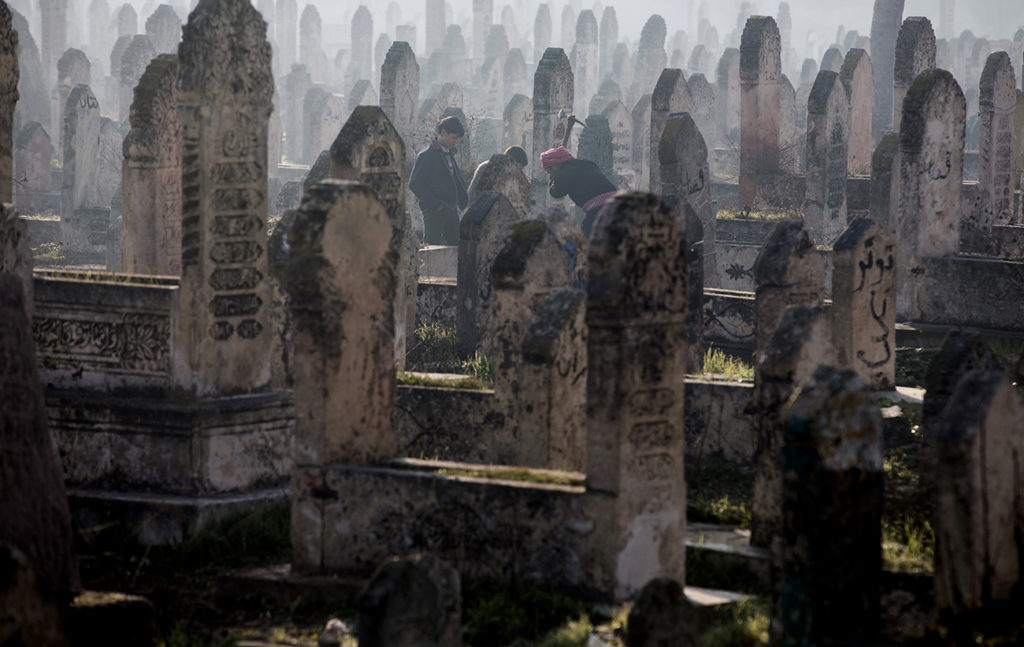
[548,158,617,208]
[409,141,469,212]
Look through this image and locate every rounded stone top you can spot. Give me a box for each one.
[894,17,935,84]
[752,220,818,286]
[807,70,844,115]
[899,68,965,154]
[640,15,667,49]
[576,10,598,44]
[740,16,780,81]
[980,51,1016,109]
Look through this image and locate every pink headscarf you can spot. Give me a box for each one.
[540,146,575,168]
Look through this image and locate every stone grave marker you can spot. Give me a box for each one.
[978,51,1016,227]
[13,121,51,211]
[0,1,17,205]
[624,578,697,647]
[893,17,936,132]
[533,4,551,65]
[55,48,89,161]
[502,49,527,107]
[739,15,781,207]
[116,2,137,36]
[602,100,632,185]
[380,41,419,151]
[89,0,111,64]
[468,152,530,217]
[649,69,690,193]
[282,64,311,163]
[686,74,716,152]
[612,44,633,104]
[560,6,575,52]
[298,4,325,82]
[633,15,667,99]
[39,0,67,88]
[478,55,503,116]
[145,4,181,54]
[716,47,741,144]
[870,0,905,137]
[11,8,50,140]
[804,70,849,246]
[347,79,376,112]
[779,73,799,173]
[302,87,344,166]
[350,5,373,82]
[531,47,573,208]
[472,0,492,61]
[0,205,32,319]
[502,93,531,152]
[426,0,444,56]
[840,48,873,176]
[120,35,156,122]
[599,6,617,81]
[573,10,598,117]
[275,0,297,72]
[588,78,622,116]
[578,114,613,179]
[870,133,900,236]
[631,94,652,191]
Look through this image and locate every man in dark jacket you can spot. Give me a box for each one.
[540,146,618,237]
[409,116,469,245]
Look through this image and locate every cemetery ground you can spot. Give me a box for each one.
[67,327,1023,647]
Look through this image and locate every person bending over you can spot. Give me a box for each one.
[540,146,617,237]
[467,145,529,197]
[409,116,469,245]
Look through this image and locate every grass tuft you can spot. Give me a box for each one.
[702,346,754,380]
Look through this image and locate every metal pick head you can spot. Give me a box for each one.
[557,108,568,120]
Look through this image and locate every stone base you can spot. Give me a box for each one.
[220,563,366,607]
[419,244,457,279]
[68,487,289,545]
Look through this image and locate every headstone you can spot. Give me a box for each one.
[502,93,531,154]
[739,16,781,207]
[870,0,905,137]
[804,70,849,245]
[472,0,492,61]
[116,2,137,36]
[483,23,508,61]
[173,0,274,395]
[356,554,461,647]
[275,0,297,73]
[282,63,311,163]
[469,152,530,216]
[716,48,740,144]
[896,69,964,320]
[478,55,503,116]
[350,5,372,82]
[13,122,51,210]
[533,3,550,65]
[0,1,17,204]
[832,218,896,389]
[578,114,613,179]
[379,41,419,150]
[870,133,899,236]
[820,46,843,73]
[560,5,574,52]
[301,88,344,174]
[329,106,414,369]
[686,73,716,152]
[298,4,324,82]
[585,193,687,599]
[39,0,67,87]
[531,47,572,208]
[750,304,835,548]
[611,43,633,104]
[122,54,181,276]
[11,9,50,140]
[426,0,444,56]
[633,15,667,98]
[779,74,800,173]
[838,50,873,179]
[649,69,690,192]
[893,17,936,133]
[120,35,157,122]
[88,0,111,65]
[598,6,616,82]
[145,4,181,54]
[977,51,1016,226]
[601,100,632,184]
[573,10,598,117]
[631,94,652,192]
[286,181,400,571]
[0,273,80,596]
[455,191,522,357]
[55,48,88,161]
[0,206,32,318]
[624,578,697,647]
[519,287,587,471]
[502,49,527,108]
[374,35,390,81]
[347,79,376,112]
[780,366,882,645]
[933,370,1024,621]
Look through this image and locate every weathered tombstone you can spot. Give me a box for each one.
[55,48,89,160]
[89,0,111,64]
[649,69,690,193]
[602,100,632,183]
[531,47,572,207]
[483,23,508,61]
[611,43,633,104]
[0,205,32,318]
[115,2,137,37]
[870,0,905,137]
[0,1,17,204]
[739,16,781,207]
[298,4,325,82]
[686,73,716,153]
[13,122,51,210]
[584,193,687,599]
[573,9,598,117]
[832,218,895,389]
[0,273,80,597]
[560,5,575,52]
[120,35,156,122]
[379,41,419,150]
[145,4,181,54]
[472,0,493,62]
[778,74,800,173]
[350,5,372,82]
[896,69,964,320]
[357,554,461,647]
[11,9,50,140]
[275,0,297,72]
[804,70,849,246]
[329,106,414,369]
[39,0,67,88]
[716,47,740,143]
[588,78,621,116]
[282,64,311,163]
[469,152,530,217]
[302,87,343,165]
[870,133,900,236]
[840,48,873,176]
[425,0,444,56]
[624,578,697,647]
[631,94,652,191]
[820,46,843,74]
[598,6,616,81]
[122,54,181,276]
[659,111,716,289]
[173,0,274,395]
[977,51,1017,227]
[286,181,400,572]
[933,370,1024,623]
[455,191,522,357]
[502,93,531,152]
[750,304,835,549]
[347,79,376,112]
[633,15,667,98]
[502,49,527,108]
[578,114,613,179]
[893,17,936,133]
[533,3,551,65]
[478,56,503,116]
[780,366,882,645]
[519,287,587,471]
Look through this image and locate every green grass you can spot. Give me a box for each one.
[462,578,588,647]
[404,323,495,387]
[698,598,770,647]
[702,346,754,380]
[397,371,491,390]
[882,517,934,573]
[686,460,754,526]
[716,208,794,221]
[432,466,584,487]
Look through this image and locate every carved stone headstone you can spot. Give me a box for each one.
[298,4,325,82]
[0,205,32,318]
[275,0,297,73]
[472,0,492,61]
[779,74,800,174]
[302,87,344,165]
[832,218,895,389]
[11,9,50,142]
[977,51,1016,227]
[870,0,905,137]
[598,6,617,81]
[502,93,531,153]
[13,122,50,210]
[55,47,88,162]
[631,94,652,191]
[173,0,274,395]
[282,63,311,163]
[122,53,181,276]
[120,35,157,122]
[804,70,849,246]
[533,4,551,65]
[716,48,741,144]
[531,48,572,208]
[350,5,373,83]
[116,2,137,37]
[840,49,873,176]
[578,114,613,179]
[380,41,419,151]
[502,49,527,108]
[633,15,667,99]
[573,10,598,117]
[649,69,691,192]
[145,4,181,54]
[584,193,687,599]
[468,152,530,217]
[870,133,900,236]
[347,79,376,112]
[39,0,67,88]
[893,17,936,132]
[780,366,882,645]
[0,1,17,204]
[739,16,781,207]
[425,0,444,56]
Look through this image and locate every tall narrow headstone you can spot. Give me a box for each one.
[39,0,67,86]
[275,0,297,73]
[780,366,882,645]
[840,49,873,176]
[298,4,324,81]
[633,15,667,98]
[472,0,492,62]
[804,70,849,245]
[173,0,274,395]
[1,2,18,205]
[598,6,616,82]
[560,5,575,52]
[779,74,800,173]
[896,69,964,320]
[12,9,50,139]
[893,17,936,133]
[301,88,344,172]
[573,10,598,117]
[55,48,88,161]
[502,49,527,107]
[88,0,111,65]
[584,193,687,599]
[282,63,311,163]
[739,16,781,207]
[379,41,419,150]
[602,100,632,182]
[716,48,740,143]
[977,51,1016,226]
[122,54,181,276]
[686,74,716,152]
[115,2,137,37]
[502,93,531,152]
[120,35,156,125]
[531,47,572,207]
[145,4,181,54]
[870,133,900,236]
[631,94,652,192]
[649,69,690,192]
[870,0,905,138]
[425,0,444,56]
[350,5,372,82]
[532,4,550,66]
[832,218,895,389]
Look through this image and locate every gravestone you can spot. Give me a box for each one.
[298,4,324,82]
[301,88,343,165]
[478,56,503,116]
[426,0,444,56]
[55,48,89,161]
[0,1,17,205]
[578,114,613,179]
[659,111,717,288]
[0,206,32,318]
[893,17,936,132]
[589,79,622,116]
[778,74,799,174]
[573,10,598,117]
[519,287,587,471]
[832,218,895,389]
[116,2,137,36]
[840,48,873,176]
[455,191,522,357]
[275,0,297,72]
[533,4,551,65]
[0,273,80,597]
[502,49,527,108]
[612,44,633,104]
[739,16,781,207]
[11,9,50,140]
[896,69,964,320]
[13,122,51,210]
[750,305,835,548]
[122,54,181,276]
[780,366,882,645]
[472,0,493,61]
[145,4,181,54]
[870,0,905,137]
[469,152,530,217]
[716,48,741,144]
[602,100,632,184]
[686,74,716,152]
[173,0,274,395]
[379,41,419,150]
[39,0,67,88]
[804,70,849,246]
[933,370,1024,621]
[977,51,1016,227]
[531,47,573,208]
[88,0,111,65]
[560,6,575,52]
[347,79,376,112]
[624,578,697,647]
[820,46,843,73]
[441,26,468,88]
[282,64,311,163]
[585,193,687,599]
[649,69,690,193]
[502,93,531,152]
[870,133,900,236]
[633,15,667,99]
[329,106,414,369]
[598,6,616,81]
[350,5,372,82]
[631,94,652,192]
[286,181,400,572]
[120,35,157,122]
[483,24,508,61]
